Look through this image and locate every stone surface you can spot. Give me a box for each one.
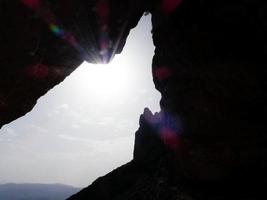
[0,0,145,127]
[151,0,267,181]
[0,0,266,199]
[67,108,265,200]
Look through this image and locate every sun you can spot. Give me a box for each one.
[72,55,135,98]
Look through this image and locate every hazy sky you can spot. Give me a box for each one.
[0,15,160,187]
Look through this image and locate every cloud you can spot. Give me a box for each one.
[71,124,81,129]
[59,103,70,110]
[0,127,18,143]
[80,119,93,125]
[96,117,115,126]
[58,134,91,143]
[26,124,48,134]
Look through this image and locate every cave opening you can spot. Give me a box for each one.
[0,15,160,187]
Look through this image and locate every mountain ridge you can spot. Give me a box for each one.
[0,183,81,200]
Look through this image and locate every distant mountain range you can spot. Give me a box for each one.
[0,183,81,200]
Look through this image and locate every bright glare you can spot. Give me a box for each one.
[76,57,134,98]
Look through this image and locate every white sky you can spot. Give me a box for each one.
[0,15,160,187]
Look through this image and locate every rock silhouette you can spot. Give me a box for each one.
[0,0,266,199]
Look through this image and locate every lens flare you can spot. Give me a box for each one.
[96,0,110,19]
[49,24,63,36]
[21,0,40,10]
[161,0,183,14]
[153,66,172,81]
[26,64,49,79]
[96,0,111,63]
[20,0,80,52]
[142,108,183,152]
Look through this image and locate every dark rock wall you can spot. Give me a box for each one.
[0,0,145,128]
[0,0,82,127]
[68,108,265,200]
[67,109,188,200]
[151,0,267,181]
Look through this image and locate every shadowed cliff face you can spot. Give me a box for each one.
[67,108,265,200]
[1,0,266,199]
[0,0,145,127]
[151,0,267,181]
[68,0,266,199]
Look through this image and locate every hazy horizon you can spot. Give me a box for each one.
[0,15,160,187]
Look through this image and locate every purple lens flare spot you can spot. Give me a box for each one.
[161,0,183,15]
